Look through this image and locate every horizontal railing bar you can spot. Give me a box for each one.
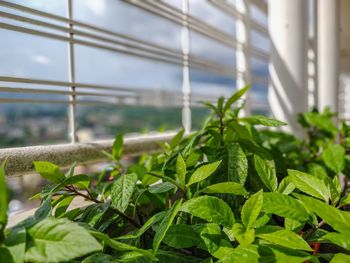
[207,0,268,36]
[122,0,237,49]
[0,86,138,98]
[0,98,141,105]
[0,21,235,77]
[0,76,142,92]
[0,132,177,176]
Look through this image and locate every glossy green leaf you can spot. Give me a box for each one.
[157,250,204,262]
[199,182,248,196]
[277,176,295,195]
[181,196,235,228]
[82,253,117,263]
[111,173,138,212]
[3,226,26,263]
[186,161,221,187]
[284,218,304,232]
[163,224,200,248]
[258,244,312,263]
[193,223,221,254]
[217,245,259,263]
[169,129,185,148]
[254,155,278,192]
[241,190,263,229]
[34,161,65,183]
[330,253,350,263]
[25,218,102,262]
[263,193,309,221]
[322,144,345,173]
[257,229,312,251]
[223,85,251,112]
[295,194,350,234]
[240,115,286,127]
[91,231,155,260]
[233,223,255,246]
[153,199,182,254]
[288,169,330,202]
[176,154,186,188]
[228,143,248,185]
[112,134,123,160]
[148,182,175,194]
[324,232,350,251]
[0,161,7,232]
[55,195,75,218]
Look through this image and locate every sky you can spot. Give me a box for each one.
[0,0,270,107]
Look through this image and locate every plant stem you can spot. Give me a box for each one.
[64,186,140,228]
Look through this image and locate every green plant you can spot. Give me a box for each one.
[1,86,350,262]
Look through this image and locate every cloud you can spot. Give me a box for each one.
[32,55,50,65]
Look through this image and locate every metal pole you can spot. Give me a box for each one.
[67,0,77,143]
[235,0,251,116]
[182,0,191,133]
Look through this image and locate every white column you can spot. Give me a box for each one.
[236,0,251,116]
[317,0,340,112]
[181,0,191,133]
[268,0,308,136]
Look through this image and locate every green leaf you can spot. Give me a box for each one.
[163,224,200,248]
[176,154,186,188]
[181,196,235,228]
[193,223,221,254]
[233,223,255,246]
[240,115,286,127]
[228,143,248,185]
[148,182,175,194]
[284,218,304,232]
[25,218,102,262]
[91,231,155,260]
[82,253,117,263]
[112,134,124,160]
[169,129,185,148]
[0,161,8,232]
[263,193,309,221]
[257,229,312,251]
[258,244,312,263]
[323,232,350,251]
[254,155,278,192]
[111,173,138,212]
[223,85,251,112]
[322,144,345,173]
[295,194,350,234]
[340,194,350,207]
[55,195,75,217]
[153,199,182,254]
[288,170,330,202]
[199,182,248,196]
[277,176,295,195]
[157,250,204,263]
[241,190,263,229]
[186,161,221,187]
[34,161,65,183]
[3,226,26,263]
[330,253,350,263]
[217,245,259,263]
[117,211,166,240]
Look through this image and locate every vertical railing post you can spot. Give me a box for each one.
[67,0,77,143]
[236,0,251,116]
[181,0,191,133]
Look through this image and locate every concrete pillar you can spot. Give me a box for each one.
[317,0,340,112]
[268,0,308,136]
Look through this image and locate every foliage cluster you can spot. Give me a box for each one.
[1,86,350,262]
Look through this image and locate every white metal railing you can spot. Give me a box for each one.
[0,0,269,175]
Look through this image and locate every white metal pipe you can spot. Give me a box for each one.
[182,0,191,133]
[268,0,308,136]
[317,0,340,112]
[236,0,251,116]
